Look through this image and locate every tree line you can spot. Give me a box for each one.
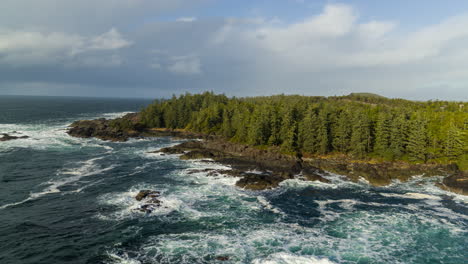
[137,92,467,168]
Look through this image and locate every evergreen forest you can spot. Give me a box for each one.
[134,92,467,169]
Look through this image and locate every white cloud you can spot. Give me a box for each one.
[0,28,131,66]
[1,2,467,100]
[87,28,132,51]
[357,21,397,40]
[176,17,197,22]
[168,55,202,75]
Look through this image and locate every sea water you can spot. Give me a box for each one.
[0,96,466,264]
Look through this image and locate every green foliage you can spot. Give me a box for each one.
[332,111,352,153]
[406,114,429,162]
[350,111,372,158]
[139,92,468,168]
[109,118,135,131]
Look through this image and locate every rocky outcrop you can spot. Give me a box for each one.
[67,118,133,141]
[135,190,162,213]
[0,133,29,142]
[305,157,461,186]
[67,116,466,194]
[157,139,465,193]
[135,190,161,201]
[67,113,204,142]
[440,172,468,195]
[157,139,329,190]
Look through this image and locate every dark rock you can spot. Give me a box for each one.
[216,256,230,261]
[135,190,160,201]
[440,172,468,195]
[302,166,330,183]
[306,157,461,187]
[0,133,29,142]
[235,173,286,190]
[138,203,160,213]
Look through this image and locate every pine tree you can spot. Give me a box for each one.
[332,111,352,153]
[317,109,330,154]
[280,107,299,152]
[389,113,407,159]
[298,107,319,153]
[221,109,234,138]
[445,123,464,159]
[374,112,392,157]
[350,111,371,158]
[406,115,429,162]
[267,107,282,146]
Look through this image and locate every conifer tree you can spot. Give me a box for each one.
[332,111,352,153]
[317,109,330,154]
[445,123,464,159]
[389,113,408,159]
[406,115,429,162]
[374,112,392,157]
[268,107,282,146]
[298,107,319,153]
[280,107,299,152]
[350,111,371,158]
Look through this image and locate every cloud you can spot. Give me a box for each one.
[168,55,202,75]
[176,17,197,22]
[0,0,206,33]
[0,28,131,66]
[0,2,467,100]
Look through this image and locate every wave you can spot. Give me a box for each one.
[253,253,336,264]
[97,186,186,221]
[0,111,133,152]
[0,156,115,209]
[106,252,141,264]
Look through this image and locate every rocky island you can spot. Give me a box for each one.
[67,92,467,195]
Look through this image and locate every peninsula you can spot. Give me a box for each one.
[68,92,468,194]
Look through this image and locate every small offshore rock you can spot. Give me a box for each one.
[216,256,230,261]
[135,190,160,201]
[0,133,29,142]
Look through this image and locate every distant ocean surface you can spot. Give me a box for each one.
[0,96,467,264]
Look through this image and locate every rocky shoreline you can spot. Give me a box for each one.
[155,140,329,190]
[67,114,467,195]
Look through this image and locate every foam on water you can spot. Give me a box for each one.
[257,196,284,215]
[253,253,336,264]
[98,148,468,264]
[0,156,115,209]
[106,252,142,264]
[0,111,133,152]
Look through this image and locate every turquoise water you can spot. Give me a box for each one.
[0,96,467,264]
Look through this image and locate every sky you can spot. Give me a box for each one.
[1,0,468,100]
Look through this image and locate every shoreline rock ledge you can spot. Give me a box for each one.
[66,116,467,194]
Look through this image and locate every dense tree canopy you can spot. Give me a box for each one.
[138,92,468,169]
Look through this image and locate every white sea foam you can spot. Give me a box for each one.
[253,253,336,264]
[0,111,134,151]
[97,186,190,220]
[380,192,442,200]
[100,111,134,119]
[101,145,467,263]
[106,252,141,264]
[279,179,338,190]
[257,196,284,215]
[0,156,115,209]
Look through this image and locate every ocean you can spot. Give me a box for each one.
[0,96,467,264]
